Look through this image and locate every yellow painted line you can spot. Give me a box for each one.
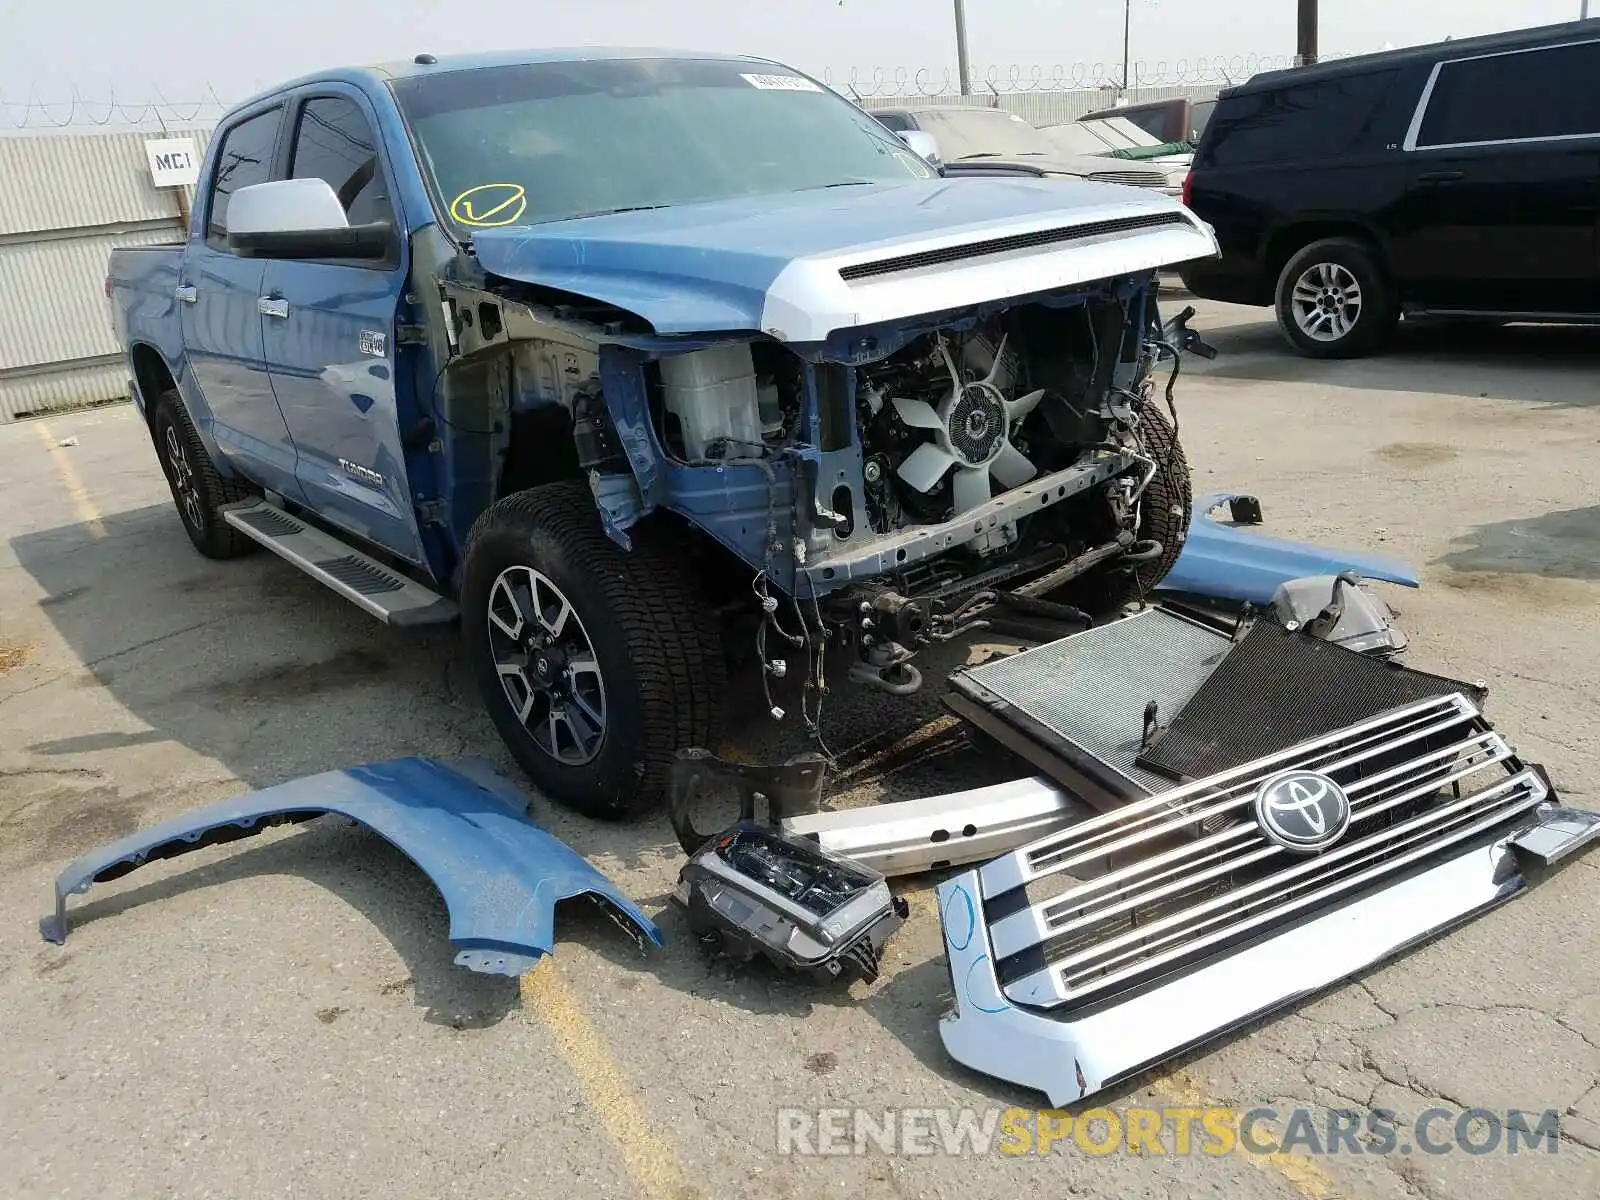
[32,421,107,539]
[1148,1068,1340,1199]
[520,961,692,1200]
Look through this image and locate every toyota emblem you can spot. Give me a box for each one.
[1253,770,1351,853]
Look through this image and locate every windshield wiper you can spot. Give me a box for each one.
[798,178,877,191]
[564,204,673,220]
[956,151,1047,160]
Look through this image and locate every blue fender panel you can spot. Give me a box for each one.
[39,757,661,977]
[1158,492,1421,605]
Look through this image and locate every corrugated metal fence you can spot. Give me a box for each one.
[862,83,1220,127]
[0,86,1214,423]
[0,129,209,422]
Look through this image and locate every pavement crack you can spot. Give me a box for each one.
[82,616,233,669]
[0,765,106,781]
[1356,981,1401,1021]
[1386,1156,1448,1200]
[0,672,74,708]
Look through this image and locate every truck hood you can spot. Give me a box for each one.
[469,178,1218,343]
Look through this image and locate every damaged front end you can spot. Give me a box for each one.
[428,185,1219,704]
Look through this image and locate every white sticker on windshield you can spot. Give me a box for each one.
[740,72,823,92]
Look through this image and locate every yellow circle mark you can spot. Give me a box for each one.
[450,183,527,228]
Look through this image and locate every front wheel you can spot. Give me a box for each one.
[1059,401,1191,614]
[1274,237,1399,359]
[460,481,727,820]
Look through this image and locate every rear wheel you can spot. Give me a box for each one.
[460,481,727,820]
[150,389,257,559]
[1274,237,1398,359]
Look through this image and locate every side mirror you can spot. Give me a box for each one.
[226,178,392,261]
[896,129,943,167]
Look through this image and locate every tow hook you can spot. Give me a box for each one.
[848,659,924,696]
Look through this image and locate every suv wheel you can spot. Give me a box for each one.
[1274,237,1398,359]
[460,480,726,820]
[151,389,257,559]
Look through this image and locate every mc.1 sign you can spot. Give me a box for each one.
[145,137,200,188]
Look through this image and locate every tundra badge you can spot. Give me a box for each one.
[339,459,386,488]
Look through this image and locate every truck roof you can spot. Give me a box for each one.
[1224,17,1600,96]
[225,48,783,116]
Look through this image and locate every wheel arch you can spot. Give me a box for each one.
[128,341,177,427]
[1262,219,1392,286]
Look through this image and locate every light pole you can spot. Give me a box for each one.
[953,0,972,95]
[1123,0,1132,89]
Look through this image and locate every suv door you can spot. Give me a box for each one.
[1391,37,1600,313]
[179,103,303,497]
[259,90,422,564]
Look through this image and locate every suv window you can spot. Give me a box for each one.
[1415,40,1600,147]
[205,106,283,248]
[1201,70,1397,168]
[289,95,396,228]
[874,112,912,132]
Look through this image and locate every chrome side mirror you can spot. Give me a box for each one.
[226,178,391,261]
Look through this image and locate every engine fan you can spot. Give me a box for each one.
[890,334,1044,515]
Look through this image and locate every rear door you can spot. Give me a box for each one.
[259,89,422,563]
[179,103,303,496]
[1392,37,1600,313]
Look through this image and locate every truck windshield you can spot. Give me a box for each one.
[390,58,935,234]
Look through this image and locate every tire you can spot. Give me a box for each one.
[460,480,727,820]
[1274,237,1399,359]
[1060,402,1192,613]
[150,389,257,559]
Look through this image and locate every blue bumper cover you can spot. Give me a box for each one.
[39,757,661,976]
[1159,492,1421,604]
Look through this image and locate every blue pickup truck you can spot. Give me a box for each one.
[108,49,1220,818]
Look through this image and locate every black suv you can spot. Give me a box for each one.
[1180,20,1600,357]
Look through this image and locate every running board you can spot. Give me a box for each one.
[220,499,457,628]
[781,777,1095,877]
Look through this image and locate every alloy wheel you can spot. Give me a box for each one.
[486,566,608,766]
[164,424,205,533]
[1290,262,1363,343]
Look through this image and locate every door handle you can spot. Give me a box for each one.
[257,297,290,319]
[1416,169,1465,183]
[174,284,198,304]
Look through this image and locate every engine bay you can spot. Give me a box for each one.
[438,270,1213,718]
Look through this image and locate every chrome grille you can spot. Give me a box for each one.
[979,694,1549,1010]
[1086,170,1165,188]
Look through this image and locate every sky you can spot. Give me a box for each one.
[0,0,1585,125]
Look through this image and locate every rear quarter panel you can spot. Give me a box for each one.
[109,246,184,417]
[110,241,237,474]
[1184,64,1429,298]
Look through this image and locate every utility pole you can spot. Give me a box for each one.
[1296,0,1319,66]
[953,0,972,95]
[1123,0,1132,89]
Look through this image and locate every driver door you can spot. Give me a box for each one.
[259,89,423,564]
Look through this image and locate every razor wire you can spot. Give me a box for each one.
[821,55,1300,98]
[0,83,238,131]
[4,52,1353,130]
